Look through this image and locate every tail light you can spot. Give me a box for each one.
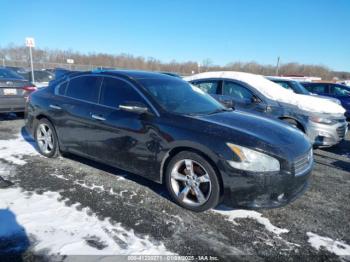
[23,86,37,92]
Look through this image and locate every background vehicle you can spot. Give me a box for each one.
[301,82,350,119]
[26,70,313,211]
[19,69,55,88]
[186,72,347,147]
[0,67,36,114]
[4,66,27,74]
[267,77,341,105]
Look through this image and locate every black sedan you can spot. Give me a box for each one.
[0,68,36,114]
[26,70,313,211]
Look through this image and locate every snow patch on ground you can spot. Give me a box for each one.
[214,208,289,236]
[0,187,172,255]
[0,133,38,165]
[307,232,350,258]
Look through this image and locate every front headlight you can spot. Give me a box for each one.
[309,116,334,125]
[226,143,280,172]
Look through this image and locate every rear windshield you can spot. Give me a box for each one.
[0,68,24,79]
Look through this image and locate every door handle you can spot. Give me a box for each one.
[49,104,62,110]
[91,114,106,121]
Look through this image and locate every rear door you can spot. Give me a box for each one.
[57,75,103,155]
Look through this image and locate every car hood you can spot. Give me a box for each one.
[191,110,311,159]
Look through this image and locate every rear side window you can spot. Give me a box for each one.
[66,76,102,103]
[99,77,144,108]
[223,81,254,101]
[193,81,218,94]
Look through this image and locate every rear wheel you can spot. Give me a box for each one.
[165,151,221,212]
[34,118,60,158]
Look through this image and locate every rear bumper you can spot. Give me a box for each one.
[0,106,25,113]
[220,160,312,209]
[0,97,26,113]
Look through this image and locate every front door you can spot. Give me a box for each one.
[87,76,159,178]
[221,80,267,113]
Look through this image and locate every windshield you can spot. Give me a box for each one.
[0,68,24,79]
[139,78,226,115]
[290,81,310,95]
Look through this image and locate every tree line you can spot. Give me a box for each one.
[1,44,349,80]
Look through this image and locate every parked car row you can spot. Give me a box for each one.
[1,68,348,212]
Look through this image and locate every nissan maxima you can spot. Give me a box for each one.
[26,70,313,212]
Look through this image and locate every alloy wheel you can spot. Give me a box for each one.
[170,159,212,207]
[36,123,54,154]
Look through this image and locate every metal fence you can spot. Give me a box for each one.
[1,59,108,71]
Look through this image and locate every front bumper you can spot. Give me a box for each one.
[306,120,348,147]
[219,160,312,209]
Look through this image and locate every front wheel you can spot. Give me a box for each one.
[34,118,60,158]
[165,151,221,212]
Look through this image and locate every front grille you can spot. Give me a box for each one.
[336,125,347,139]
[294,150,313,176]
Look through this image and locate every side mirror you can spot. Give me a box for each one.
[119,102,149,114]
[220,99,234,108]
[251,96,261,104]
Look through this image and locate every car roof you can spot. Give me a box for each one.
[93,69,178,80]
[266,76,294,82]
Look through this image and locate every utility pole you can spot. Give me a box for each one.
[275,56,280,76]
[25,37,35,83]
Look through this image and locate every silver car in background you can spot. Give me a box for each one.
[186,72,348,147]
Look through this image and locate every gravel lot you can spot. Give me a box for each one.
[0,113,349,261]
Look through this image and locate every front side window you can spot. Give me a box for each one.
[66,76,102,103]
[193,81,218,94]
[99,77,144,108]
[310,84,328,94]
[223,81,254,102]
[139,78,225,115]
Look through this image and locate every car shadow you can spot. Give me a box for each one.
[19,127,170,199]
[64,153,170,200]
[321,139,350,159]
[20,127,40,153]
[0,209,30,261]
[0,113,24,121]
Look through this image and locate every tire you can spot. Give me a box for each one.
[16,112,25,118]
[34,118,60,158]
[165,151,221,212]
